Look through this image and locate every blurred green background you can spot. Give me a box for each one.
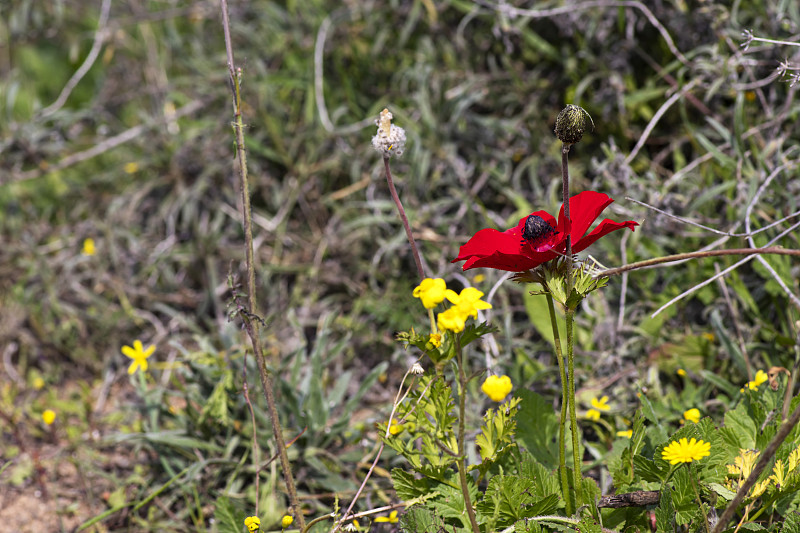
[1,0,799,531]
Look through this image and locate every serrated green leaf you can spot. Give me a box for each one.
[724,402,757,450]
[634,455,666,482]
[781,511,800,533]
[516,390,560,470]
[398,507,449,533]
[392,468,431,501]
[514,518,543,533]
[431,483,479,530]
[655,488,675,533]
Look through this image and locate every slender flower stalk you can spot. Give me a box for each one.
[546,294,571,514]
[220,2,304,529]
[373,109,426,281]
[555,104,594,509]
[455,338,481,533]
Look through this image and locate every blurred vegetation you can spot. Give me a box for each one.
[0,0,799,531]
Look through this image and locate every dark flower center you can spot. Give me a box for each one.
[521,215,556,251]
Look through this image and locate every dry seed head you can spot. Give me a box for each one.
[372,108,406,158]
[555,104,594,145]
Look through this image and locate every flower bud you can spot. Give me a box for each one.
[371,108,406,158]
[554,104,594,145]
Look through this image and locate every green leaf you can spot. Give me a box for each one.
[431,483,479,530]
[655,488,675,533]
[708,482,736,501]
[460,321,499,348]
[523,292,565,349]
[634,455,667,482]
[516,389,561,470]
[514,518,543,533]
[214,496,244,533]
[724,402,757,450]
[781,511,800,533]
[398,507,450,533]
[518,457,561,500]
[392,468,431,501]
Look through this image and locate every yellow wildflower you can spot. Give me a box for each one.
[444,287,492,319]
[473,274,485,283]
[82,238,96,256]
[677,368,687,377]
[124,162,139,174]
[591,395,611,412]
[121,340,156,374]
[617,430,633,438]
[586,409,601,421]
[32,377,45,390]
[42,409,56,425]
[244,516,260,532]
[375,510,399,523]
[743,370,769,392]
[682,408,701,424]
[662,438,711,465]
[437,307,466,333]
[281,515,294,529]
[413,278,447,309]
[481,375,513,402]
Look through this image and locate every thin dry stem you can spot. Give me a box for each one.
[383,157,427,281]
[220,1,304,528]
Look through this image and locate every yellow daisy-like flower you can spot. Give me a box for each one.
[375,510,399,523]
[121,340,156,374]
[683,408,701,424]
[481,375,513,402]
[473,274,485,283]
[585,409,601,421]
[743,370,769,391]
[444,287,492,319]
[437,307,466,333]
[413,278,447,309]
[42,409,56,425]
[677,368,687,377]
[281,515,294,529]
[82,238,96,256]
[124,162,139,174]
[32,377,45,390]
[617,430,633,438]
[662,437,711,465]
[244,516,260,532]
[590,395,611,412]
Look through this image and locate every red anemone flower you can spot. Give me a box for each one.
[453,191,638,272]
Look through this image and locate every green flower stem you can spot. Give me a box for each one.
[566,307,582,508]
[455,337,481,533]
[546,294,571,514]
[220,2,304,529]
[690,464,711,533]
[561,141,582,509]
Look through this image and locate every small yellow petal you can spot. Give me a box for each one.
[42,409,56,425]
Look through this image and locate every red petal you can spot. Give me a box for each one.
[557,191,614,239]
[573,218,639,253]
